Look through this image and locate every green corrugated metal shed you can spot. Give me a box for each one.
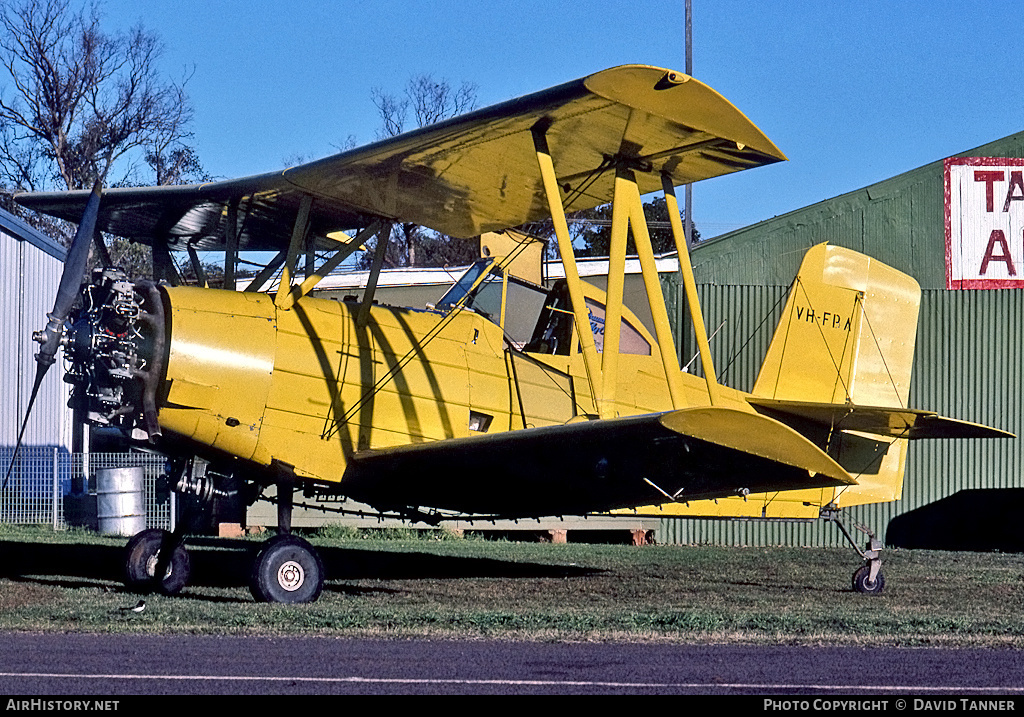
[658,132,1024,552]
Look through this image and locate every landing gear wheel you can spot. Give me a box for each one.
[124,528,191,596]
[852,564,885,594]
[249,534,324,604]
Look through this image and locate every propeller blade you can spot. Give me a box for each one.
[5,180,103,492]
[34,179,102,368]
[2,363,48,492]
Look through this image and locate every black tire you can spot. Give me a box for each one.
[249,534,325,604]
[852,564,885,594]
[124,528,190,596]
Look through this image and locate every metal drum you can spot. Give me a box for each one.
[96,467,146,536]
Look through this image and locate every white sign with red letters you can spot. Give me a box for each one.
[945,157,1024,289]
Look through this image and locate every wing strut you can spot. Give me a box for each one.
[601,169,630,416]
[275,195,314,308]
[531,124,726,415]
[602,167,689,411]
[357,222,394,328]
[224,198,239,288]
[617,169,686,408]
[532,124,603,413]
[662,173,722,405]
[186,243,208,288]
[274,219,390,310]
[245,251,288,293]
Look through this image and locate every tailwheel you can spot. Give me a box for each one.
[124,528,191,596]
[825,509,886,595]
[249,534,325,604]
[852,563,885,595]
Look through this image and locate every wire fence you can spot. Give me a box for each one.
[0,449,172,530]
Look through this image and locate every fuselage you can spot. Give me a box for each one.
[154,280,748,487]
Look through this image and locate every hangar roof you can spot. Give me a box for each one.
[690,131,1024,289]
[0,207,66,262]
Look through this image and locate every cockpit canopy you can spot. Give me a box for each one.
[437,259,652,357]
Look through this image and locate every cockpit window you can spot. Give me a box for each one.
[437,262,649,356]
[467,273,504,321]
[503,276,549,346]
[584,298,652,356]
[437,260,549,346]
[436,259,494,311]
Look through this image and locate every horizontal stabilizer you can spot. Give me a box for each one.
[747,397,1014,440]
[658,407,855,485]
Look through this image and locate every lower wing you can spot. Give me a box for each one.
[340,407,855,518]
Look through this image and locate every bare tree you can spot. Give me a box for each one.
[370,74,477,141]
[366,74,479,268]
[145,139,210,187]
[0,0,199,193]
[0,0,206,280]
[369,86,408,141]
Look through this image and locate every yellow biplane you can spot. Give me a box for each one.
[11,65,1009,603]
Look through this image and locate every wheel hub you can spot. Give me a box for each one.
[277,560,305,591]
[145,554,172,579]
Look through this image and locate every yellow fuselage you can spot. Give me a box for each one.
[156,285,750,486]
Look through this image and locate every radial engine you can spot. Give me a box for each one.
[56,268,167,442]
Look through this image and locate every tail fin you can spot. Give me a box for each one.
[750,242,921,506]
[752,243,921,408]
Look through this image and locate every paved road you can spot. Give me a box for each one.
[1,633,1024,696]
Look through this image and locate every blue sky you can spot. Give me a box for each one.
[101,0,1024,239]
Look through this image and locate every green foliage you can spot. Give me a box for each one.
[311,525,466,542]
[572,196,700,257]
[358,224,479,270]
[522,197,701,260]
[104,237,153,281]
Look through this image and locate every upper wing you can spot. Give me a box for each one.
[15,175,353,252]
[339,407,850,518]
[14,65,785,251]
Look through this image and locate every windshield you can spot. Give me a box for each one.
[436,259,548,346]
[436,259,494,312]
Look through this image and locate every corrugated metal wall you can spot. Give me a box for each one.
[907,290,1024,496]
[0,221,72,454]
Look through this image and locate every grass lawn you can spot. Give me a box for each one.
[1,524,1022,646]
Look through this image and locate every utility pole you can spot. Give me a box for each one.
[684,0,694,248]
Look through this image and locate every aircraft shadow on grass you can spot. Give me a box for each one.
[0,538,601,598]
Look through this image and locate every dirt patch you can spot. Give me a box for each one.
[0,580,62,610]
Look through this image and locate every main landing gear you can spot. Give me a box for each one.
[249,533,325,603]
[120,479,326,604]
[825,510,885,595]
[248,477,325,603]
[124,528,191,596]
